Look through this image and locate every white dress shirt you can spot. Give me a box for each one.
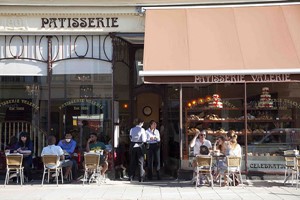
[146,128,160,144]
[130,125,147,143]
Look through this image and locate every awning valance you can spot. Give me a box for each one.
[141,4,300,83]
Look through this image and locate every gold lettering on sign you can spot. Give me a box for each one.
[9,107,25,111]
[0,99,39,110]
[250,74,290,82]
[195,75,245,83]
[59,99,103,110]
[74,106,80,110]
[195,74,291,83]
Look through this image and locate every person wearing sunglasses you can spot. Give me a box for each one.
[189,129,212,156]
[189,129,212,185]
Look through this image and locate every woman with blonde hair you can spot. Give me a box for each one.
[221,130,242,186]
[226,130,242,157]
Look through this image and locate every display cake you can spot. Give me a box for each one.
[208,94,223,108]
[258,87,273,108]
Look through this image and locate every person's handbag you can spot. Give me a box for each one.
[200,145,209,155]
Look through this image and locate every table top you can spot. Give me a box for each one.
[189,153,225,158]
[63,150,70,156]
[5,152,22,156]
[84,150,103,155]
[211,153,225,157]
[283,154,299,157]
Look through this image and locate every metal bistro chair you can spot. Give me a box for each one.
[41,155,64,186]
[223,156,244,188]
[83,153,104,185]
[195,155,213,188]
[292,156,300,189]
[284,156,295,185]
[4,154,24,186]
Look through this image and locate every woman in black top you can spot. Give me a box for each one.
[15,132,34,182]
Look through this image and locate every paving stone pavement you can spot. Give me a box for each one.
[1,178,300,200]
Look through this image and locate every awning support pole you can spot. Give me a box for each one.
[244,83,248,174]
[179,84,183,168]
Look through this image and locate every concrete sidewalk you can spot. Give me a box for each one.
[1,177,300,200]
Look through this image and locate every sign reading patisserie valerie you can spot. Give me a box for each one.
[41,17,119,28]
[195,74,291,83]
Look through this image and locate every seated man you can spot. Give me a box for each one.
[58,130,78,180]
[41,135,73,182]
[189,129,212,185]
[86,132,108,175]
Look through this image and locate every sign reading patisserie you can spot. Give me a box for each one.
[195,74,291,83]
[41,17,119,28]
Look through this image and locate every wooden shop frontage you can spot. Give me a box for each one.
[140,3,300,175]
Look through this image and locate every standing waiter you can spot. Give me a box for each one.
[128,118,147,182]
[146,120,161,180]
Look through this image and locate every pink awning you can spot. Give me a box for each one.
[142,4,300,80]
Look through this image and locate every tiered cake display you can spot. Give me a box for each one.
[208,94,223,108]
[258,87,273,108]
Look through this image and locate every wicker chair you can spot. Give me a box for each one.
[195,155,213,188]
[41,155,64,186]
[82,153,104,185]
[223,156,244,188]
[4,154,24,186]
[284,156,295,185]
[292,156,300,189]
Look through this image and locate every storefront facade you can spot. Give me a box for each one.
[141,3,300,175]
[1,1,300,177]
[0,4,144,162]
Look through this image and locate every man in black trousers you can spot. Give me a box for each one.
[146,120,161,180]
[128,118,147,182]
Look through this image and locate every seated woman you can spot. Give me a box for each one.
[221,130,242,186]
[214,135,227,155]
[213,136,227,180]
[14,132,34,182]
[226,130,242,157]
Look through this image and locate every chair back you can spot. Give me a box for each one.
[285,156,295,167]
[42,155,60,168]
[6,154,23,168]
[84,153,100,170]
[295,156,300,168]
[195,155,212,168]
[227,156,241,168]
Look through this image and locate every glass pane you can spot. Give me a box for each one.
[0,76,47,155]
[51,73,112,149]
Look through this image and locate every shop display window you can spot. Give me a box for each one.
[182,83,300,172]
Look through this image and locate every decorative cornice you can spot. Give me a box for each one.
[0,6,140,16]
[0,12,139,16]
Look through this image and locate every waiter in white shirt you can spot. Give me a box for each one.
[146,120,161,180]
[128,118,147,182]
